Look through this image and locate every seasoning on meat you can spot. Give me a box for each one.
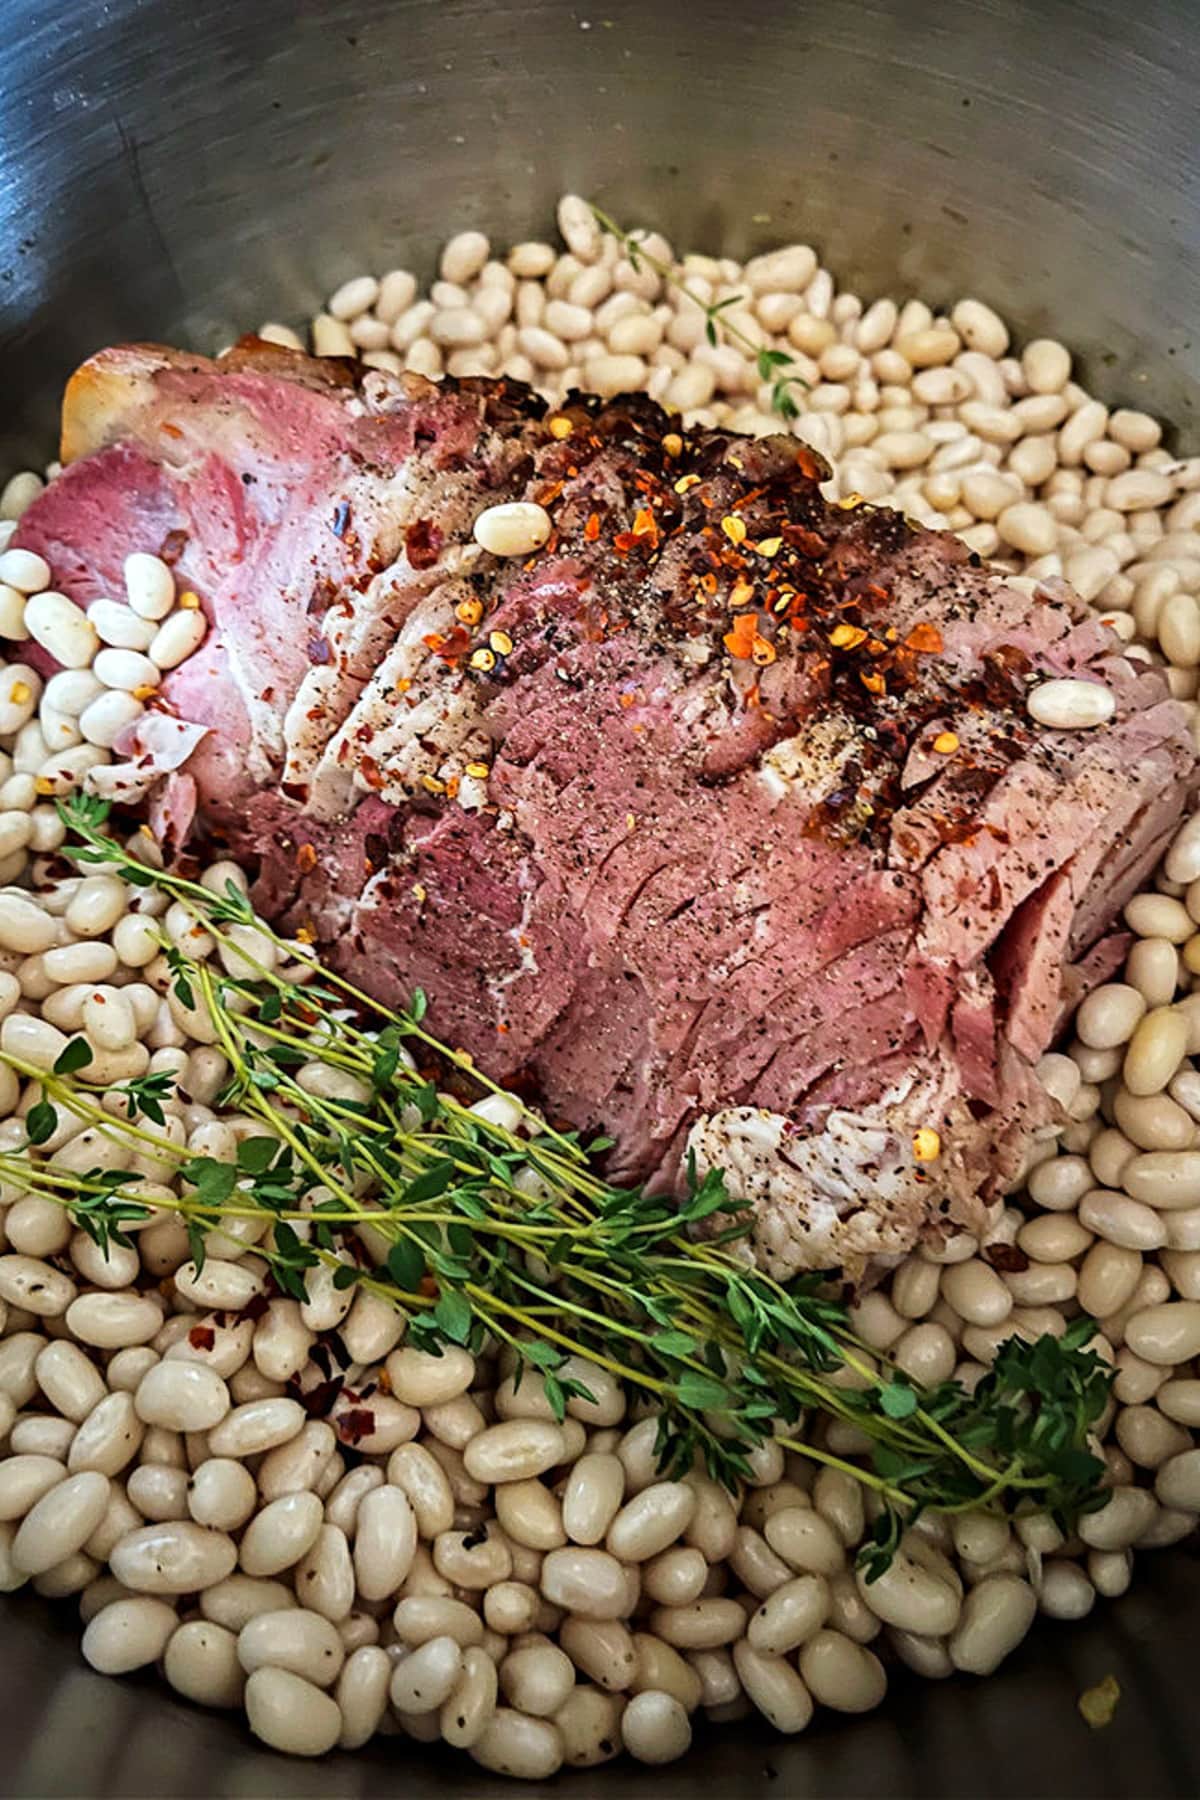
[17,339,1198,1280]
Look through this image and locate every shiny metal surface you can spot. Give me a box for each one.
[2,0,1198,459]
[0,1551,1195,1796]
[0,0,1198,1790]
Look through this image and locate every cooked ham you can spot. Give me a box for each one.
[15,341,1198,1279]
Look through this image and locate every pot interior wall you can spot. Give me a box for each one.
[0,2,1197,1792]
[1,0,1197,460]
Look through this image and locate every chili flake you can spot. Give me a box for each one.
[423,626,470,662]
[860,670,887,695]
[906,622,944,654]
[584,512,601,542]
[729,577,755,609]
[933,731,960,754]
[912,1128,942,1162]
[724,612,774,662]
[296,843,317,874]
[830,623,867,650]
[721,515,748,546]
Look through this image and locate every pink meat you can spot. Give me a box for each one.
[14,341,1198,1279]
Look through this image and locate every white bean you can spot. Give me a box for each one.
[733,1639,814,1733]
[134,1362,230,1433]
[82,1596,178,1674]
[797,1629,887,1712]
[239,1491,323,1576]
[163,1618,244,1708]
[948,1575,1037,1674]
[237,1606,345,1687]
[472,502,552,558]
[12,1472,110,1575]
[244,1666,342,1756]
[620,1689,692,1764]
[471,1707,564,1778]
[336,1643,393,1748]
[24,592,99,669]
[606,1482,696,1563]
[1027,678,1115,730]
[353,1483,417,1601]
[0,1454,67,1521]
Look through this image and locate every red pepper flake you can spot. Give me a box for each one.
[632,507,658,541]
[724,612,760,660]
[405,519,442,570]
[786,525,828,558]
[158,529,189,565]
[335,1407,377,1445]
[423,626,470,662]
[584,512,601,542]
[360,754,383,790]
[861,670,887,695]
[188,1324,216,1351]
[537,479,565,506]
[296,843,317,874]
[906,621,944,654]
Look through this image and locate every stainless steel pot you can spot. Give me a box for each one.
[1,0,1198,1791]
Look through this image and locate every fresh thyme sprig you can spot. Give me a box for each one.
[0,795,1115,1574]
[589,205,809,422]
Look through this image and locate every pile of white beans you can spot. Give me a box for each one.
[0,202,1197,1774]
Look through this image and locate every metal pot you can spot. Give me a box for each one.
[0,0,1197,1791]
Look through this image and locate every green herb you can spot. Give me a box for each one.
[0,794,1114,1576]
[590,206,809,422]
